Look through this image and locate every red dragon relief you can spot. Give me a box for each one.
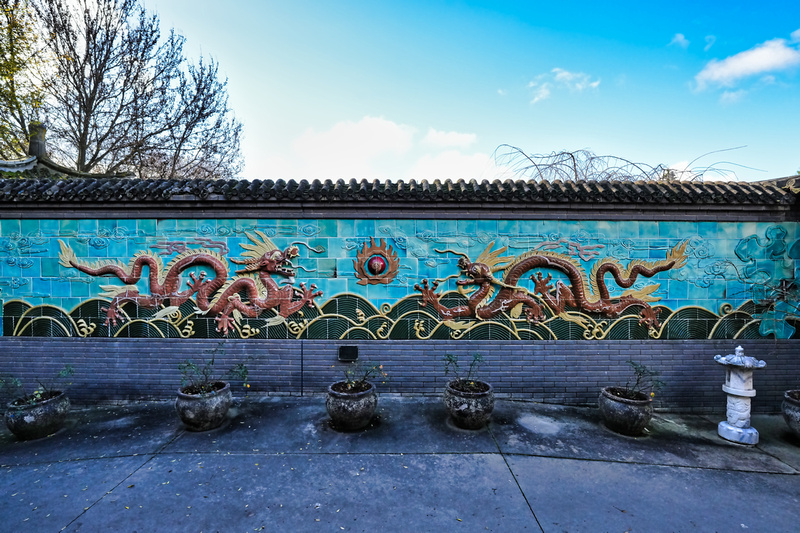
[414,240,689,332]
[58,231,322,335]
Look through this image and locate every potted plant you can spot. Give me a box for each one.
[598,360,664,436]
[782,389,800,438]
[326,361,386,430]
[1,365,75,440]
[443,353,494,430]
[176,349,249,432]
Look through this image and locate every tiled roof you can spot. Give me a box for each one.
[0,176,795,205]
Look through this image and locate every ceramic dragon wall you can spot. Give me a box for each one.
[1,218,798,340]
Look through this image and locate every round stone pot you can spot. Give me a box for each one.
[598,387,653,436]
[5,390,70,440]
[326,381,378,431]
[782,390,800,438]
[175,381,232,431]
[443,379,494,430]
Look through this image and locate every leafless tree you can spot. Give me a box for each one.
[33,0,242,178]
[493,145,756,182]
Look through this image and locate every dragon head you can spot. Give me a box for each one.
[231,246,299,278]
[437,241,512,287]
[456,257,494,285]
[231,232,300,279]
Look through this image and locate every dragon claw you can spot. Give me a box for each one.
[414,279,441,308]
[638,307,661,329]
[187,271,209,290]
[215,313,236,335]
[531,272,554,294]
[100,305,125,327]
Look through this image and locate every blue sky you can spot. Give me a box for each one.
[147,0,800,181]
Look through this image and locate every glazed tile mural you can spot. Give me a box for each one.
[1,218,798,340]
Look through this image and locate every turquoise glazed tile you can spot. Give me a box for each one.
[638,221,658,238]
[175,219,197,234]
[317,219,337,237]
[457,220,476,236]
[197,220,217,236]
[316,258,337,278]
[1,219,21,236]
[32,277,51,296]
[58,219,78,237]
[77,219,98,235]
[337,219,356,238]
[354,219,375,238]
[40,219,60,237]
[437,219,458,237]
[215,219,238,236]
[138,219,157,236]
[106,239,129,260]
[696,222,717,238]
[392,221,415,242]
[156,219,177,236]
[476,219,498,237]
[20,219,40,235]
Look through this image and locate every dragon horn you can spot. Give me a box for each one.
[433,248,470,260]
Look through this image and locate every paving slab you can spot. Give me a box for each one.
[0,456,150,533]
[750,413,800,471]
[508,454,799,533]
[0,403,181,466]
[66,452,539,532]
[168,395,498,455]
[490,401,798,474]
[0,397,798,533]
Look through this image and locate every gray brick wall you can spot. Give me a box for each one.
[2,337,797,415]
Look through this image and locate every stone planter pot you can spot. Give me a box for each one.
[443,379,494,430]
[598,386,653,436]
[175,381,232,431]
[782,390,800,438]
[326,381,378,430]
[4,390,70,440]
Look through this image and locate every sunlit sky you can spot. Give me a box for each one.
[146,0,800,182]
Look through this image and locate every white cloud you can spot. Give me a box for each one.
[289,116,415,178]
[528,68,599,104]
[695,37,800,89]
[551,68,601,91]
[408,150,498,180]
[669,33,690,48]
[497,88,507,96]
[720,89,746,105]
[259,116,494,180]
[528,81,552,104]
[792,29,800,42]
[704,35,716,52]
[422,128,476,149]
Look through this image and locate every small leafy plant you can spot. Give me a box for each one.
[334,361,387,393]
[0,364,75,406]
[444,353,489,393]
[179,346,249,396]
[613,360,665,400]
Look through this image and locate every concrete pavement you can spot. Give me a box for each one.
[1,396,798,532]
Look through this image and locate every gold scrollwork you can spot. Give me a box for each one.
[582,321,608,340]
[355,308,367,324]
[288,320,309,335]
[413,319,426,338]
[240,324,261,338]
[376,321,390,338]
[76,318,97,337]
[180,320,196,338]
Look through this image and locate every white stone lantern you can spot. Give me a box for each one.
[714,346,766,445]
